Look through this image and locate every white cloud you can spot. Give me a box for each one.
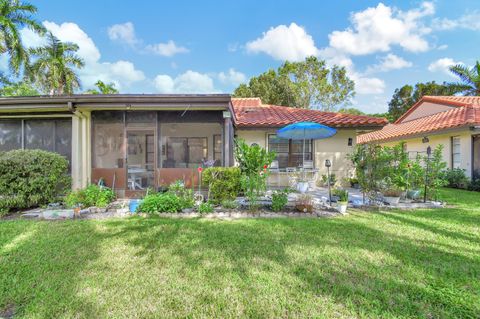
[146,40,189,57]
[246,23,319,61]
[427,57,461,76]
[437,44,448,50]
[107,22,138,46]
[354,76,386,94]
[218,68,246,86]
[23,21,145,91]
[328,2,434,55]
[432,12,480,31]
[154,70,216,93]
[366,53,412,73]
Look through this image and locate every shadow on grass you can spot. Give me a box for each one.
[104,213,480,318]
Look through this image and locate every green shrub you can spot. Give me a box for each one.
[197,201,214,214]
[444,168,469,189]
[203,167,241,204]
[468,178,480,192]
[65,184,115,208]
[167,180,194,209]
[221,199,239,210]
[137,193,182,214]
[271,189,289,212]
[0,149,71,214]
[332,188,349,202]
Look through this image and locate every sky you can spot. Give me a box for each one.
[4,0,480,113]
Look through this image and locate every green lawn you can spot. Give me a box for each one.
[1,189,479,318]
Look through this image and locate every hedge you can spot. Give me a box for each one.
[0,149,71,215]
[202,167,241,204]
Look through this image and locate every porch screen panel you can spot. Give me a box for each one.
[55,119,72,163]
[0,120,22,151]
[474,135,480,179]
[92,111,125,168]
[25,120,54,152]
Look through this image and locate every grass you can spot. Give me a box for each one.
[0,188,479,318]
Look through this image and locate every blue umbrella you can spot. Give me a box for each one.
[277,122,336,167]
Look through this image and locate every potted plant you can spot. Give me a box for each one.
[382,186,403,205]
[349,177,359,189]
[332,188,349,214]
[295,193,314,213]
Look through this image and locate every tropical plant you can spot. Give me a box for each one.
[449,61,480,96]
[332,188,349,202]
[233,56,355,111]
[28,32,85,95]
[0,0,45,74]
[424,145,448,200]
[84,80,119,94]
[271,189,289,212]
[234,139,276,210]
[197,201,214,214]
[202,167,241,204]
[65,184,115,208]
[0,78,39,96]
[167,180,194,209]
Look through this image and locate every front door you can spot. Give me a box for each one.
[126,129,155,196]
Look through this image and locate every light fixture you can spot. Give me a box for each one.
[422,136,429,143]
[325,159,331,168]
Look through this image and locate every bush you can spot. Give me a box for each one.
[444,168,469,189]
[0,149,71,214]
[220,199,239,210]
[137,193,182,214]
[65,184,115,208]
[332,188,349,202]
[271,189,289,212]
[167,180,194,209]
[203,167,241,204]
[197,201,214,214]
[467,178,480,192]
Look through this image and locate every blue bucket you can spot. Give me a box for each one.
[129,199,142,213]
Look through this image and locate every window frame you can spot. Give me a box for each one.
[451,136,461,169]
[267,133,313,169]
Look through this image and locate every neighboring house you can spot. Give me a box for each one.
[0,94,387,197]
[232,98,387,184]
[358,96,480,180]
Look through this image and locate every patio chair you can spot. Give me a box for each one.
[268,160,280,187]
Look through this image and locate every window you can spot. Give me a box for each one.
[268,134,312,168]
[213,134,222,166]
[348,137,353,146]
[163,137,207,168]
[451,136,461,169]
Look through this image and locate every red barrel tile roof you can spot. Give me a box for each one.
[231,98,388,128]
[358,96,480,144]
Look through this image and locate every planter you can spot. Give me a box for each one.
[384,196,400,205]
[295,204,313,213]
[337,201,348,214]
[129,199,143,213]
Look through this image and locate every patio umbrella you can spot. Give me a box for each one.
[277,121,337,167]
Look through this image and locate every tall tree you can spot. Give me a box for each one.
[233,56,355,111]
[387,81,467,122]
[0,0,45,74]
[0,78,38,96]
[449,61,480,96]
[84,80,119,94]
[27,32,84,95]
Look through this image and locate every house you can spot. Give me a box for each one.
[232,98,387,184]
[0,94,387,196]
[358,96,480,180]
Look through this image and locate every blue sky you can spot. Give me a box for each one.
[8,0,480,113]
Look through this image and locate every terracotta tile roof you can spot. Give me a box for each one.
[231,98,388,128]
[358,98,480,144]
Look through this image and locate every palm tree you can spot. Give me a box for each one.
[28,32,84,95]
[449,61,480,96]
[0,0,45,74]
[84,80,119,94]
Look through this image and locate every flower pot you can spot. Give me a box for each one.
[384,196,400,205]
[337,201,348,214]
[406,189,421,200]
